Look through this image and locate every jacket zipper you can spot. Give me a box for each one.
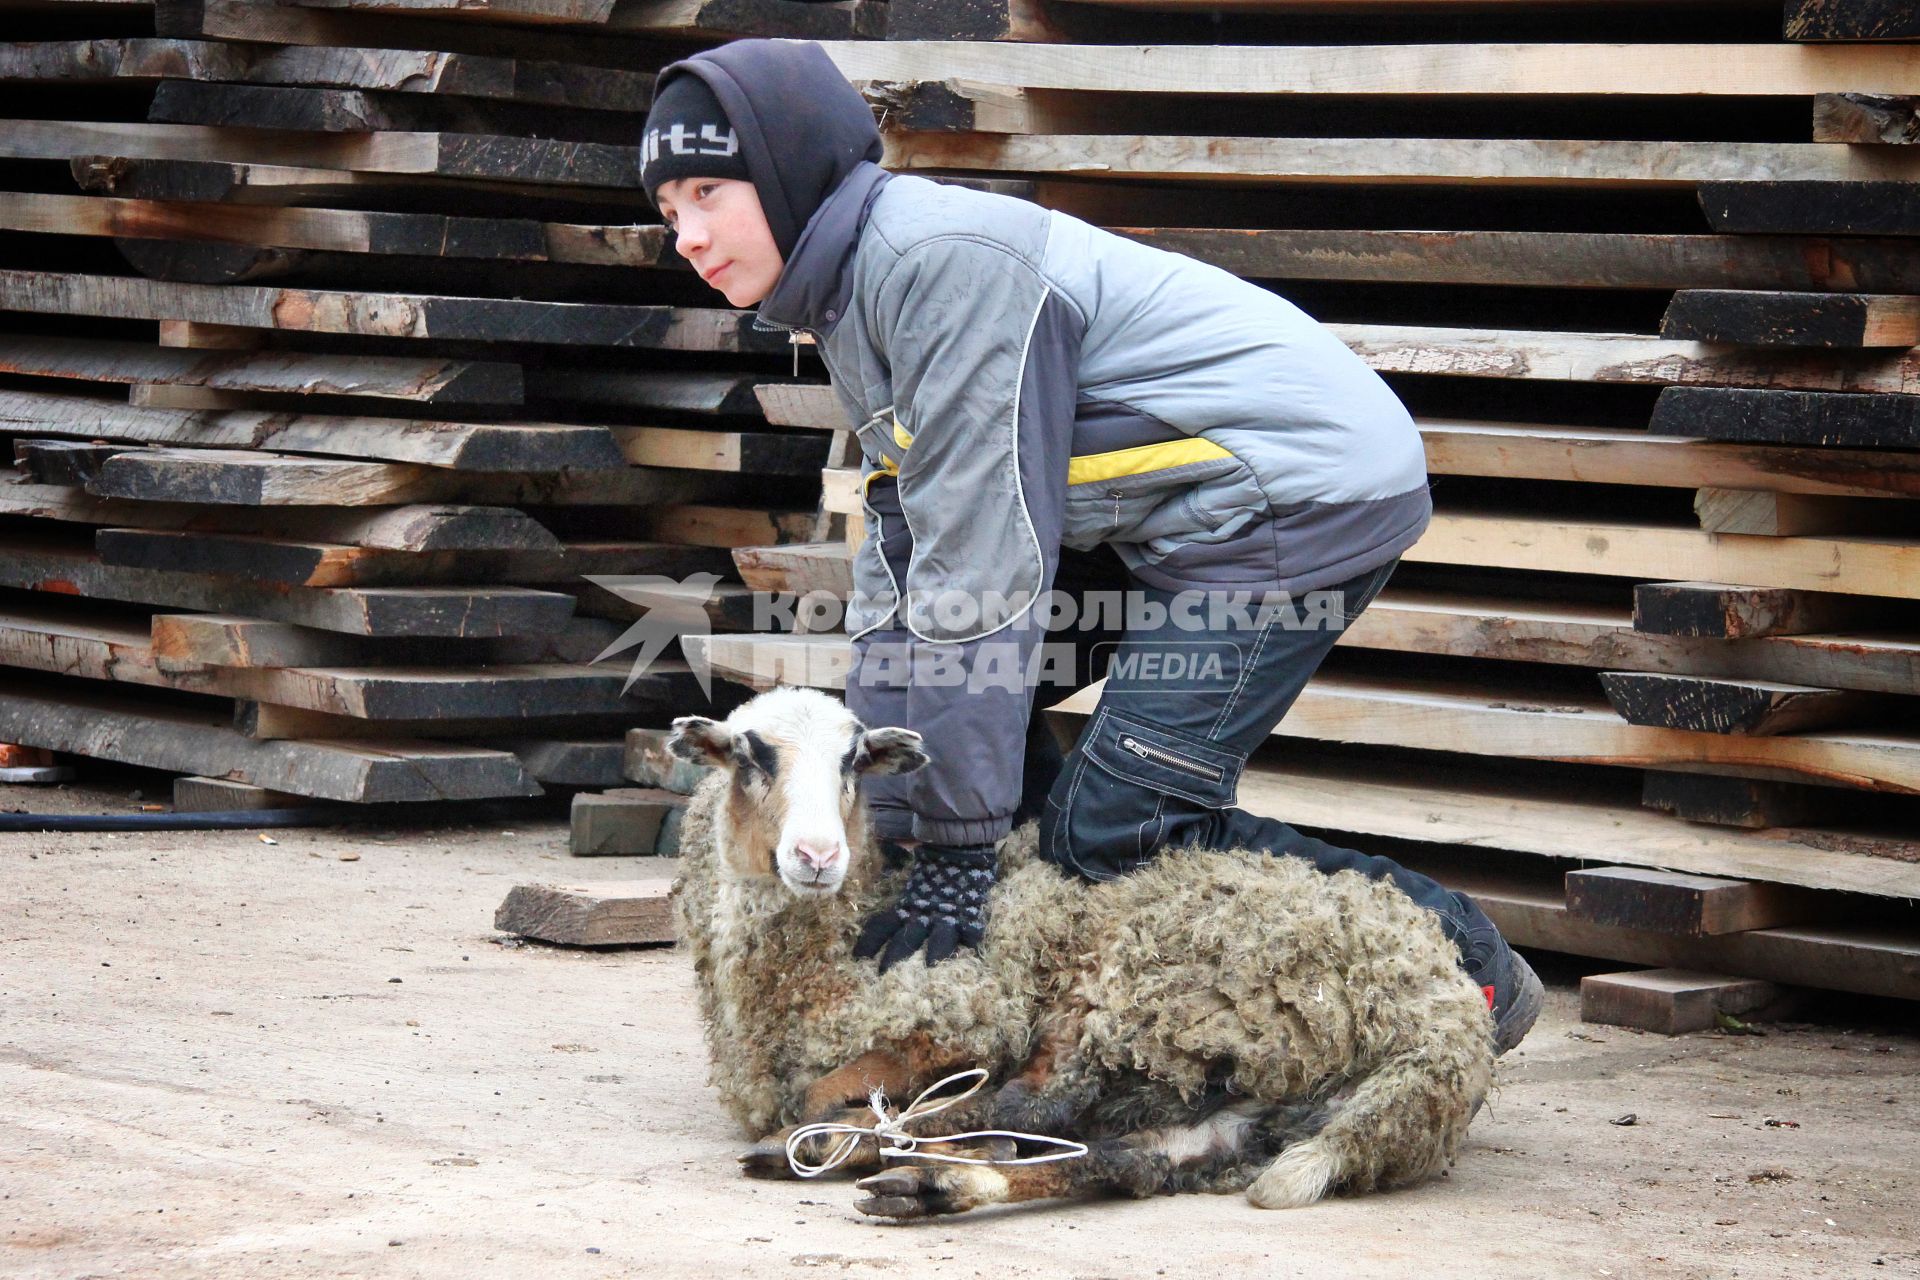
[1118,735,1222,783]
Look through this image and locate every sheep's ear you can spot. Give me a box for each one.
[853,726,927,776]
[669,715,733,766]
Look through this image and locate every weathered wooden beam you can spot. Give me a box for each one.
[1411,512,1920,600]
[494,876,675,946]
[820,41,1920,98]
[0,38,656,110]
[1579,969,1785,1035]
[0,333,519,404]
[1784,0,1920,42]
[0,543,575,638]
[1652,387,1920,449]
[1436,860,1920,1001]
[288,0,859,37]
[1566,866,1827,937]
[638,505,817,549]
[1631,582,1880,640]
[0,118,642,188]
[1118,227,1920,294]
[612,427,832,475]
[1422,420,1920,500]
[569,788,687,856]
[0,270,782,352]
[1640,772,1841,830]
[534,370,774,414]
[172,776,313,813]
[493,738,626,788]
[1700,181,1920,236]
[1222,754,1920,901]
[753,382,849,430]
[0,191,670,269]
[0,677,541,803]
[1691,487,1918,537]
[85,449,454,507]
[883,132,1920,189]
[1598,672,1880,737]
[1813,94,1920,145]
[148,80,638,145]
[1662,290,1920,348]
[1054,671,1920,793]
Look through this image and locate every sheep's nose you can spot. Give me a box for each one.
[793,838,842,871]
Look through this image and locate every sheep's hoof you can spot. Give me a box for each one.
[854,1165,986,1219]
[738,1139,801,1179]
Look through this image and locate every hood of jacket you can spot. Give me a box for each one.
[649,39,883,262]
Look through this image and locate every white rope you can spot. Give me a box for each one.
[783,1068,1089,1179]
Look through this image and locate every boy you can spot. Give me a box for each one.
[643,39,1541,1054]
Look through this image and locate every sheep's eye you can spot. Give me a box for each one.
[737,731,781,781]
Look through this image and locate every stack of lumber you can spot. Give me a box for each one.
[695,0,1920,1007]
[0,0,859,802]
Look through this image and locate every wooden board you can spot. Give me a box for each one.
[0,119,642,189]
[883,132,1920,190]
[1651,388,1920,450]
[1700,182,1920,237]
[0,192,669,269]
[1410,513,1920,601]
[493,876,676,946]
[0,333,519,404]
[85,449,459,506]
[1690,488,1920,538]
[1579,969,1783,1036]
[493,738,626,788]
[0,677,541,803]
[0,390,622,472]
[1640,773,1840,831]
[1598,673,1879,737]
[172,776,312,813]
[1420,419,1920,500]
[1434,864,1920,1001]
[1216,753,1920,897]
[533,371,772,414]
[1662,291,1920,348]
[1785,0,1920,42]
[754,382,850,430]
[0,271,782,352]
[290,0,858,37]
[0,37,657,110]
[569,788,685,856]
[1118,227,1920,294]
[1631,582,1880,640]
[613,427,831,475]
[1813,94,1920,145]
[819,41,1920,98]
[1565,866,1825,937]
[622,727,711,794]
[697,582,1920,696]
[0,541,575,637]
[1054,670,1920,793]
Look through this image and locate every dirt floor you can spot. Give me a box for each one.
[4,776,1917,1280]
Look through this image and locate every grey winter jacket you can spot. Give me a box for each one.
[752,161,1431,844]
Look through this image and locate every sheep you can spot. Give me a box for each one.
[667,685,1494,1218]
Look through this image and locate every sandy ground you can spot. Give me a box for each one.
[4,777,1917,1280]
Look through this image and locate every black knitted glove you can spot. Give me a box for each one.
[853,842,996,972]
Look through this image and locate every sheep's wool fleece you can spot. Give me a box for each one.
[672,774,1493,1161]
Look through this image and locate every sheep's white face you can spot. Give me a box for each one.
[668,688,927,897]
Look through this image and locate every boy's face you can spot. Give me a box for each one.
[655,177,783,309]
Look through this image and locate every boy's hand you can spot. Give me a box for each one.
[853,843,996,972]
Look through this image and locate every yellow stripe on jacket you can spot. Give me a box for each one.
[1067,437,1232,486]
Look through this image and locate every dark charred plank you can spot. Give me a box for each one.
[1565,866,1828,938]
[1700,182,1920,236]
[149,80,641,146]
[1631,581,1883,640]
[1598,671,1882,736]
[1784,0,1920,41]
[1652,387,1920,450]
[1641,772,1844,830]
[1661,290,1920,348]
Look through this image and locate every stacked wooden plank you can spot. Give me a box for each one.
[0,0,852,801]
[697,0,1920,1004]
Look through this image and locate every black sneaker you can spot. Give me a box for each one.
[1486,943,1544,1056]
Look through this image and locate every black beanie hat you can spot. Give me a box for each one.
[642,41,883,262]
[640,73,750,200]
